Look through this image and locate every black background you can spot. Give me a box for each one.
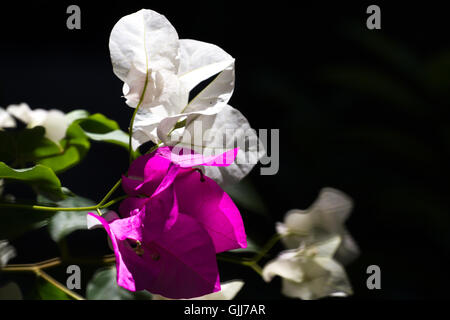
[1,0,450,299]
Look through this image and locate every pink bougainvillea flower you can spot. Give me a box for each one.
[87,210,220,299]
[88,146,246,298]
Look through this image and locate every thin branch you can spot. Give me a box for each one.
[97,179,122,207]
[252,233,283,263]
[37,269,85,300]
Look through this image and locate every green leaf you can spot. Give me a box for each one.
[86,267,152,300]
[230,237,261,253]
[84,130,129,149]
[0,127,61,164]
[0,205,53,239]
[38,191,97,242]
[0,130,15,163]
[65,109,90,123]
[16,127,59,161]
[36,277,72,300]
[0,162,64,200]
[76,112,139,158]
[37,123,90,174]
[78,113,120,132]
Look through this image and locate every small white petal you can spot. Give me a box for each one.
[178,39,234,92]
[156,56,235,144]
[191,280,244,300]
[131,76,189,149]
[28,109,48,127]
[262,249,304,283]
[335,232,360,265]
[109,9,180,109]
[86,211,119,229]
[40,110,70,143]
[6,104,69,143]
[6,103,33,124]
[278,188,359,264]
[268,237,353,300]
[307,236,341,258]
[314,257,353,297]
[0,108,16,129]
[164,105,265,186]
[313,188,353,228]
[282,278,317,300]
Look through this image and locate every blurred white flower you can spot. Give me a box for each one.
[153,280,244,300]
[0,107,16,129]
[0,240,16,267]
[6,103,70,144]
[262,236,352,300]
[276,187,359,265]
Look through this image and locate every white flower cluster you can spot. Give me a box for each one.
[0,103,70,144]
[109,9,265,186]
[262,188,359,300]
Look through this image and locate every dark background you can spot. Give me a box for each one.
[1,1,450,299]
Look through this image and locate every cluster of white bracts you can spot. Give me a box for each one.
[262,188,359,300]
[0,103,70,144]
[109,9,265,186]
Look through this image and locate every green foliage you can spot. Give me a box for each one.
[0,110,135,179]
[74,111,140,159]
[0,127,60,165]
[35,277,72,300]
[38,190,98,242]
[0,205,53,239]
[0,123,90,175]
[37,123,90,174]
[86,267,152,300]
[230,237,261,254]
[0,162,65,200]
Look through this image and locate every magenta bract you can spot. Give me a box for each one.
[88,146,246,299]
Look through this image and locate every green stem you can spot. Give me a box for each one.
[217,255,263,277]
[38,269,85,300]
[0,202,97,212]
[0,195,126,213]
[128,48,150,164]
[252,233,283,263]
[217,233,284,277]
[100,195,127,209]
[97,178,122,207]
[128,106,140,164]
[244,261,263,276]
[1,254,117,300]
